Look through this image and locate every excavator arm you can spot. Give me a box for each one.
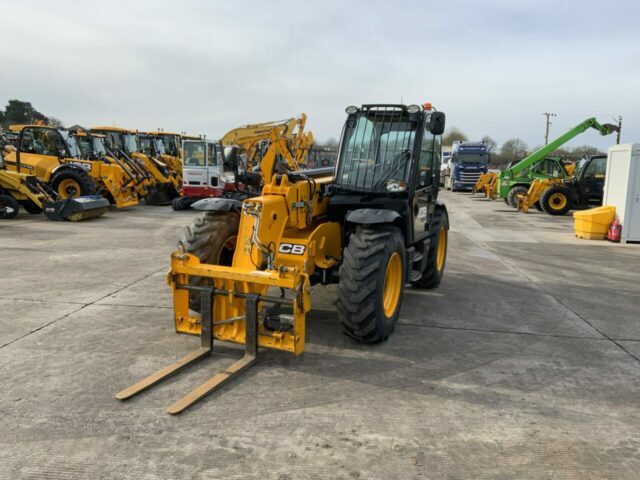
[219,114,306,147]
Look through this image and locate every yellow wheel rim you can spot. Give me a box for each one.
[383,252,402,317]
[58,179,81,199]
[548,192,567,210]
[436,227,447,272]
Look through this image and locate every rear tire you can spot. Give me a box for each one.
[50,168,98,199]
[540,186,572,216]
[0,194,20,219]
[337,226,405,344]
[178,211,240,312]
[507,185,528,208]
[412,207,449,289]
[533,201,543,211]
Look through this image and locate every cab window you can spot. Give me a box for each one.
[206,144,217,166]
[417,125,440,189]
[20,128,61,156]
[532,158,563,178]
[583,157,607,179]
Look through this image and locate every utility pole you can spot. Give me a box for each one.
[542,112,557,145]
[615,116,622,144]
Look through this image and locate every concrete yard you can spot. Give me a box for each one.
[1,191,639,479]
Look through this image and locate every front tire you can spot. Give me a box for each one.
[541,186,572,216]
[507,185,528,208]
[178,211,240,312]
[50,168,98,199]
[338,226,405,343]
[0,194,20,219]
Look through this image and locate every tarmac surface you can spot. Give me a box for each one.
[1,191,639,479]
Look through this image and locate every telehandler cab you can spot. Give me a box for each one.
[116,103,449,414]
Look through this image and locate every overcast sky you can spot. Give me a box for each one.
[2,0,638,150]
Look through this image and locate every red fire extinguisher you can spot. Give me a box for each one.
[608,220,622,242]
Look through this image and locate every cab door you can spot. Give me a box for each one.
[580,156,607,205]
[412,124,441,241]
[205,141,220,187]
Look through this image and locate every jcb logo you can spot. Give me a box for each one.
[278,243,306,255]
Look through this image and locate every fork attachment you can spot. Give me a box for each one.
[115,286,289,414]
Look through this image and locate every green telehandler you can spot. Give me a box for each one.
[483,118,618,207]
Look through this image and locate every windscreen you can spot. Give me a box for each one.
[161,135,179,156]
[92,137,107,156]
[124,134,139,155]
[139,137,154,156]
[154,139,166,155]
[74,136,93,159]
[183,141,206,167]
[60,131,81,158]
[335,109,417,192]
[101,132,125,152]
[458,152,488,164]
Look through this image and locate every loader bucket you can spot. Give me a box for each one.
[144,182,180,206]
[43,195,110,221]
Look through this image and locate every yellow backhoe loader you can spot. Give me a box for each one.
[145,131,185,177]
[0,146,108,220]
[71,130,150,204]
[90,126,180,205]
[3,125,138,209]
[116,103,450,414]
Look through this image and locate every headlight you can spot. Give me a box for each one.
[386,179,407,192]
[406,104,421,114]
[345,105,359,114]
[220,172,235,183]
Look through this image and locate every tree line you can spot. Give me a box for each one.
[0,99,64,130]
[443,127,604,167]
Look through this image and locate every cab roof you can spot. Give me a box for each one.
[9,124,58,132]
[91,126,136,134]
[147,130,181,136]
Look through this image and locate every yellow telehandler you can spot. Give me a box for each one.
[116,103,450,414]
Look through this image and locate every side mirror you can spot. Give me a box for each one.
[429,112,446,135]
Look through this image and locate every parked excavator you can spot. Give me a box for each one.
[474,118,617,207]
[0,145,108,220]
[3,125,138,209]
[171,114,313,210]
[116,102,449,414]
[90,126,180,205]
